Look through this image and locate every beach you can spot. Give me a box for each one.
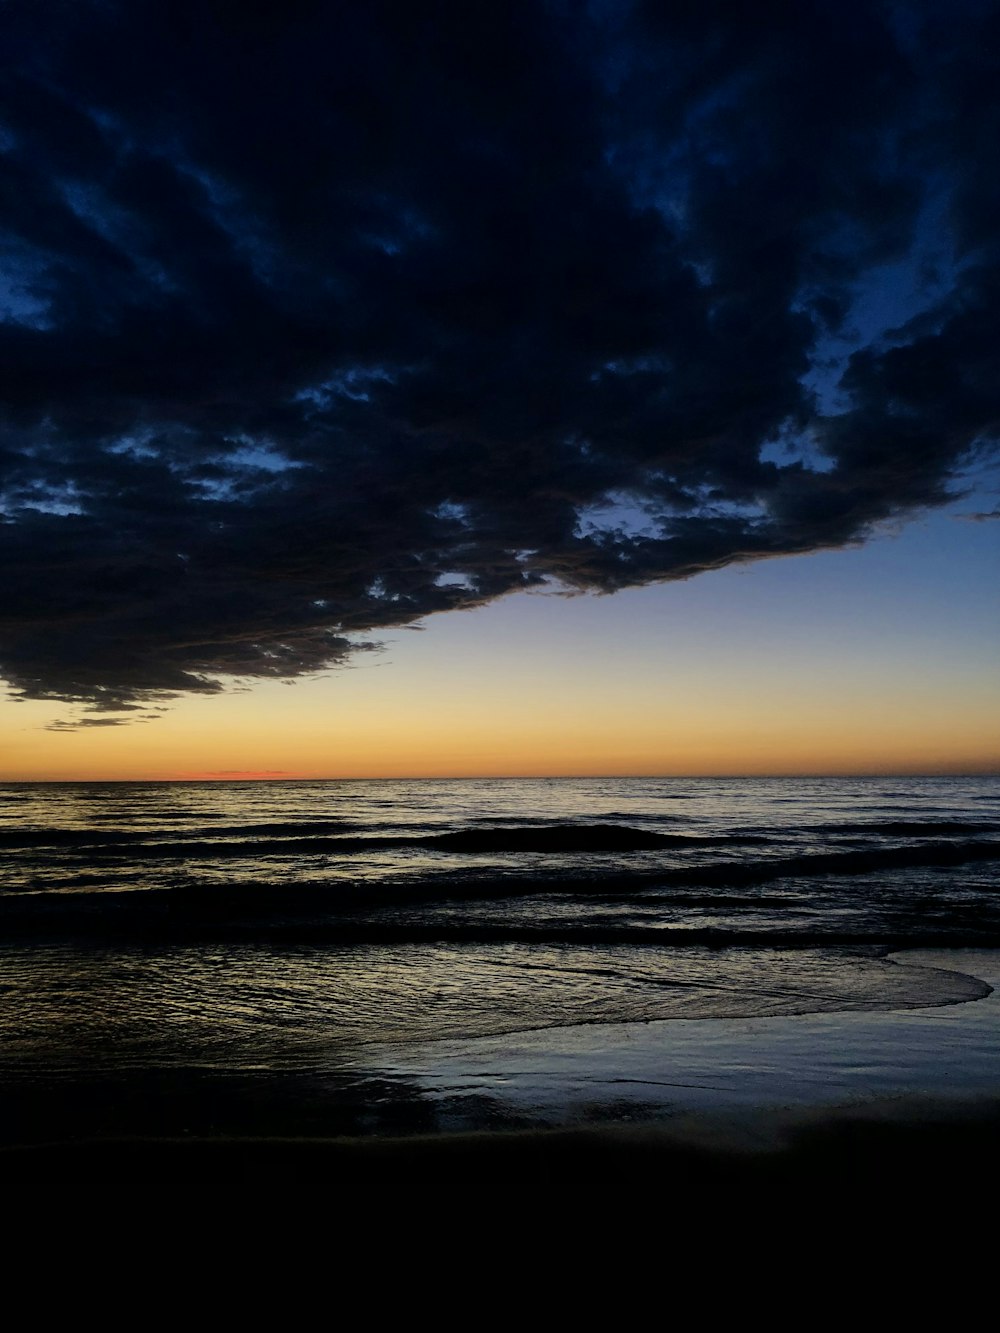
[2,948,998,1198]
[1,778,998,1217]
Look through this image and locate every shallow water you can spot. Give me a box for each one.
[0,776,997,1082]
[370,949,1000,1130]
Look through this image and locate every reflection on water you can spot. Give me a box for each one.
[0,776,998,1148]
[0,940,987,1077]
[4,777,998,903]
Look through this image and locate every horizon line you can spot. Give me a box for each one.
[3,771,999,784]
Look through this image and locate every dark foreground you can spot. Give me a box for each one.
[7,1101,997,1298]
[5,1096,997,1192]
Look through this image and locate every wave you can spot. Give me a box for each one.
[0,820,367,848]
[821,820,1000,836]
[424,825,769,852]
[0,822,773,857]
[469,811,698,825]
[0,886,997,951]
[174,836,999,908]
[4,815,997,857]
[64,831,1000,870]
[0,838,997,937]
[3,834,998,890]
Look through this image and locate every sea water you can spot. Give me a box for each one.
[0,775,996,1087]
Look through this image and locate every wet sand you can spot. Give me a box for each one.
[3,1091,999,1181]
[369,948,1000,1127]
[2,949,999,1207]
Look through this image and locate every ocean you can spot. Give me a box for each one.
[1,775,998,1141]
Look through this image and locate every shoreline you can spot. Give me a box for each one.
[359,947,1000,1130]
[2,947,999,1180]
[3,1094,999,1201]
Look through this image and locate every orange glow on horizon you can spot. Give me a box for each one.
[4,672,997,783]
[3,547,998,783]
[174,769,307,781]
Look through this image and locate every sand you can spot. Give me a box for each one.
[1,949,998,1211]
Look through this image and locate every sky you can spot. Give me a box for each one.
[1,1,998,780]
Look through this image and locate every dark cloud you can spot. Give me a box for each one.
[1,0,998,717]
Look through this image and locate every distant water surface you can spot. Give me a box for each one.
[0,776,997,1077]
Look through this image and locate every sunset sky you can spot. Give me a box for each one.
[6,498,997,780]
[1,1,998,781]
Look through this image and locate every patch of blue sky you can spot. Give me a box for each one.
[294,365,398,410]
[11,482,85,517]
[574,494,660,541]
[220,439,303,474]
[759,424,836,474]
[187,476,236,502]
[105,433,160,460]
[433,571,476,590]
[429,500,471,525]
[665,484,766,521]
[367,577,403,603]
[187,443,302,502]
[800,187,963,416]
